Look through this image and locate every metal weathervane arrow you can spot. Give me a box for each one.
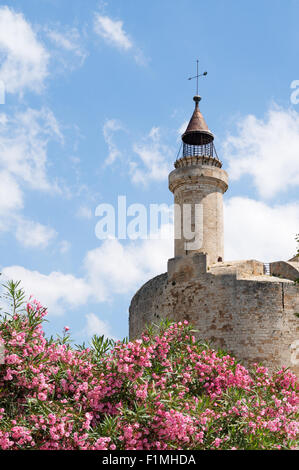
[188,59,208,96]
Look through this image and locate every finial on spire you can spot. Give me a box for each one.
[182,62,213,147]
[188,59,207,99]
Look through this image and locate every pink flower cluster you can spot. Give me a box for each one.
[0,300,298,450]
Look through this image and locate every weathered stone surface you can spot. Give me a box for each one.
[169,162,228,266]
[168,253,208,282]
[270,260,299,281]
[129,260,299,377]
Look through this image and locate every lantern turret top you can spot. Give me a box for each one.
[181,95,214,146]
[176,61,221,165]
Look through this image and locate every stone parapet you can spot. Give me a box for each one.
[169,164,228,194]
[270,261,299,281]
[174,155,222,169]
[129,268,299,377]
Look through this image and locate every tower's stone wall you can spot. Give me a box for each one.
[169,161,228,265]
[129,255,299,376]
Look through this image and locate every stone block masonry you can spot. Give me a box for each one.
[169,161,228,265]
[129,254,299,377]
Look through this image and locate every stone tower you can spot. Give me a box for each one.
[169,95,228,265]
[129,92,299,377]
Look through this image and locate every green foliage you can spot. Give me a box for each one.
[0,280,298,450]
[1,280,26,317]
[91,334,115,361]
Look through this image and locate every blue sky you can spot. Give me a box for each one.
[0,0,299,343]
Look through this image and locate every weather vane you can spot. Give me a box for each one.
[188,59,207,96]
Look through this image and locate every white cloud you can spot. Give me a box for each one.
[0,170,23,216]
[130,127,172,185]
[0,105,71,258]
[45,26,87,69]
[84,224,173,301]
[0,107,63,192]
[94,14,132,51]
[85,312,116,339]
[102,122,173,183]
[15,217,57,249]
[102,119,123,165]
[1,266,91,316]
[0,107,63,247]
[223,105,299,199]
[0,6,49,95]
[224,197,299,262]
[0,224,172,317]
[93,13,147,65]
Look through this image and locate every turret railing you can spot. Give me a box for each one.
[182,142,219,159]
[174,142,222,168]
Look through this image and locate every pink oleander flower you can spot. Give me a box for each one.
[0,289,297,450]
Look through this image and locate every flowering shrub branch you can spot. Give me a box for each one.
[0,281,298,450]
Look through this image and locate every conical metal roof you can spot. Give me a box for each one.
[182,96,214,145]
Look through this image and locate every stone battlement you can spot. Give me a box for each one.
[174,155,222,169]
[167,253,268,283]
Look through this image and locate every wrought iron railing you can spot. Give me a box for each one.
[182,142,219,160]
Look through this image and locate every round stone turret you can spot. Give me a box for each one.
[169,96,228,265]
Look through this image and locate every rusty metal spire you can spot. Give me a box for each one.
[182,60,213,146]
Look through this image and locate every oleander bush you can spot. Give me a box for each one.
[0,281,298,450]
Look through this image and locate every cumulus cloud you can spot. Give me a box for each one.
[1,223,172,316]
[0,6,49,95]
[84,313,116,340]
[1,266,91,316]
[223,105,299,199]
[0,107,63,192]
[15,217,57,249]
[84,222,173,302]
[224,197,299,262]
[0,107,63,248]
